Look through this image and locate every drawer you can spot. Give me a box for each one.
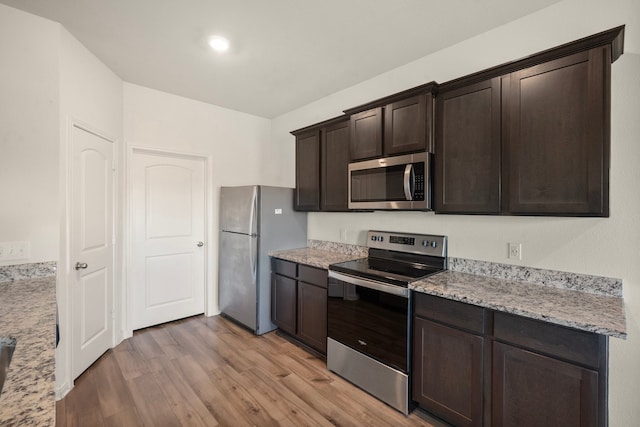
[298,265,327,288]
[493,312,601,369]
[271,258,297,278]
[414,292,485,334]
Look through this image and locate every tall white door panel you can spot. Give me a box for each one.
[71,124,114,379]
[131,150,206,330]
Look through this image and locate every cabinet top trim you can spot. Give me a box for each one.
[290,25,623,138]
[439,25,624,93]
[342,81,438,115]
[291,114,348,136]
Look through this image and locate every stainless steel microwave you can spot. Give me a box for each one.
[348,152,431,210]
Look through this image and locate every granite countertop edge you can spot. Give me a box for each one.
[269,245,366,269]
[0,271,56,426]
[411,270,626,339]
[269,245,626,339]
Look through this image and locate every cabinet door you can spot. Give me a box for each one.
[350,107,382,160]
[492,342,598,427]
[271,273,297,335]
[435,78,501,214]
[505,47,610,216]
[413,317,483,427]
[385,94,429,156]
[295,130,320,211]
[297,281,327,354]
[321,120,350,211]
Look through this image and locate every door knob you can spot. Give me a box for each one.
[197,241,204,247]
[75,262,88,270]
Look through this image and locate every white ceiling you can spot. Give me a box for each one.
[0,0,563,118]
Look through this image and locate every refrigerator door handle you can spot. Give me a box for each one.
[249,187,258,282]
[250,235,258,283]
[248,187,258,237]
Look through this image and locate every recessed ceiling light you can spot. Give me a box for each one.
[208,36,230,53]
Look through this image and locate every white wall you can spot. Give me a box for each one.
[3,0,639,422]
[0,4,60,266]
[0,4,125,399]
[123,83,272,317]
[57,26,124,398]
[270,0,640,425]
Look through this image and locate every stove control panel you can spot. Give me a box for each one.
[367,230,447,257]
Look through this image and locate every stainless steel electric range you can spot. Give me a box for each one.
[327,230,447,414]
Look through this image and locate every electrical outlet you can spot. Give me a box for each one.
[14,241,30,259]
[340,228,348,241]
[508,242,522,260]
[0,241,30,260]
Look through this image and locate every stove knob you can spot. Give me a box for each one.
[431,241,438,248]
[379,236,384,242]
[371,235,377,241]
[422,240,430,247]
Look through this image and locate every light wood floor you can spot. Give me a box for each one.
[56,314,448,427]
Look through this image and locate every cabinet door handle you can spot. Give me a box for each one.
[197,241,204,247]
[75,262,88,270]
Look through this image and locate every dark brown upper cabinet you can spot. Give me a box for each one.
[345,83,437,161]
[321,118,350,211]
[435,78,502,214]
[385,94,430,156]
[292,116,351,212]
[434,25,624,217]
[349,107,382,160]
[294,129,320,211]
[292,26,624,216]
[505,48,610,216]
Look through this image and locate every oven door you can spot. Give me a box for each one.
[348,152,430,210]
[327,270,410,373]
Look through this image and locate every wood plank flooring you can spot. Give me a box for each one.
[56,315,449,427]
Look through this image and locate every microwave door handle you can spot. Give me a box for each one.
[403,164,413,201]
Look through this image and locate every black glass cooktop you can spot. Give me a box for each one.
[329,257,443,286]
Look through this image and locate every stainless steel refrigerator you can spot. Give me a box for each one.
[218,186,307,335]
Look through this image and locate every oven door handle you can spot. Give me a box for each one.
[328,270,409,298]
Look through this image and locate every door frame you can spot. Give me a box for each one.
[125,146,213,337]
[58,118,119,399]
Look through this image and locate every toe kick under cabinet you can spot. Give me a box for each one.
[271,258,328,354]
[412,293,608,427]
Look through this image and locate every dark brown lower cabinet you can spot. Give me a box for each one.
[297,281,327,353]
[412,294,608,427]
[271,259,328,354]
[492,342,598,427]
[413,317,483,427]
[271,273,296,335]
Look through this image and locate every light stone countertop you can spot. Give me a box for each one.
[270,243,626,339]
[269,247,362,269]
[269,240,368,270]
[0,270,56,426]
[411,270,626,338]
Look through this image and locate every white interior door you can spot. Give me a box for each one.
[71,124,114,379]
[131,150,206,330]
